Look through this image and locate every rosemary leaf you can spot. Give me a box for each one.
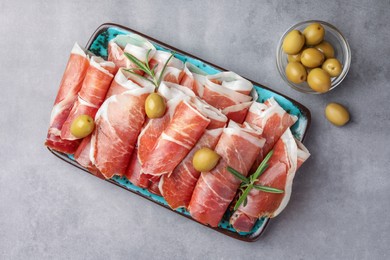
[252,150,274,180]
[253,185,284,193]
[234,184,252,211]
[123,69,155,85]
[124,52,152,77]
[227,166,250,184]
[157,52,175,87]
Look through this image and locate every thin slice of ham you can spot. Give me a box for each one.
[160,128,224,209]
[188,121,265,227]
[108,34,156,72]
[106,68,155,99]
[180,62,208,95]
[195,72,253,110]
[61,57,115,141]
[90,85,154,179]
[74,68,154,178]
[45,43,89,153]
[125,82,198,190]
[125,147,150,188]
[148,50,184,84]
[230,129,310,232]
[245,97,298,170]
[137,82,196,167]
[141,99,210,176]
[74,135,104,179]
[222,101,253,124]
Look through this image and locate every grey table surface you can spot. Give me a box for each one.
[1,0,389,259]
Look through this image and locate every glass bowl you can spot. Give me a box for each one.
[276,20,351,94]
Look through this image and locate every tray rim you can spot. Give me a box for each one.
[49,22,311,242]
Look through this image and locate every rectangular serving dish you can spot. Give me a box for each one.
[48,23,311,242]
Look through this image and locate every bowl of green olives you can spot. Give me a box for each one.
[276,20,351,94]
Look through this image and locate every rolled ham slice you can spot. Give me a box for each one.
[61,57,115,141]
[106,68,155,99]
[125,82,195,187]
[245,97,298,170]
[74,68,155,178]
[222,101,253,124]
[73,135,104,179]
[125,147,150,188]
[160,127,224,209]
[108,34,156,72]
[230,129,310,232]
[141,99,210,176]
[195,72,253,110]
[180,62,208,95]
[148,50,184,84]
[45,43,89,154]
[188,121,265,227]
[90,85,154,179]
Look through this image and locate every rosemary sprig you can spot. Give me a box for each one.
[124,49,175,89]
[227,150,284,211]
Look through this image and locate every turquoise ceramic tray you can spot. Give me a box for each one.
[48,23,311,242]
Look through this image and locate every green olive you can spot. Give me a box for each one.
[192,148,220,172]
[145,93,166,119]
[303,23,325,45]
[70,115,95,139]
[282,30,305,55]
[325,103,350,126]
[307,68,331,93]
[287,52,302,63]
[301,48,325,68]
[315,41,335,59]
[286,62,307,83]
[322,58,342,77]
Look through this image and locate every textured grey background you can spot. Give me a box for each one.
[1,0,389,259]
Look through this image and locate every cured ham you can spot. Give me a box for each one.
[124,82,196,189]
[160,128,224,209]
[221,101,253,124]
[45,43,89,153]
[91,85,154,179]
[137,82,196,167]
[195,72,253,110]
[61,57,115,140]
[148,50,185,84]
[141,94,229,176]
[188,121,265,227]
[125,147,150,188]
[75,68,155,179]
[230,129,310,232]
[245,97,298,169]
[106,68,155,99]
[141,100,210,175]
[108,34,156,72]
[180,62,208,95]
[73,135,104,179]
[194,71,254,122]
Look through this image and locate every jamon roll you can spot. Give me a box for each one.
[45,43,89,153]
[108,34,156,72]
[188,121,265,227]
[74,68,154,177]
[90,85,154,179]
[195,71,253,122]
[141,100,210,176]
[125,82,196,188]
[180,62,208,95]
[245,97,298,169]
[230,129,310,232]
[148,50,185,84]
[160,127,224,209]
[61,57,115,140]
